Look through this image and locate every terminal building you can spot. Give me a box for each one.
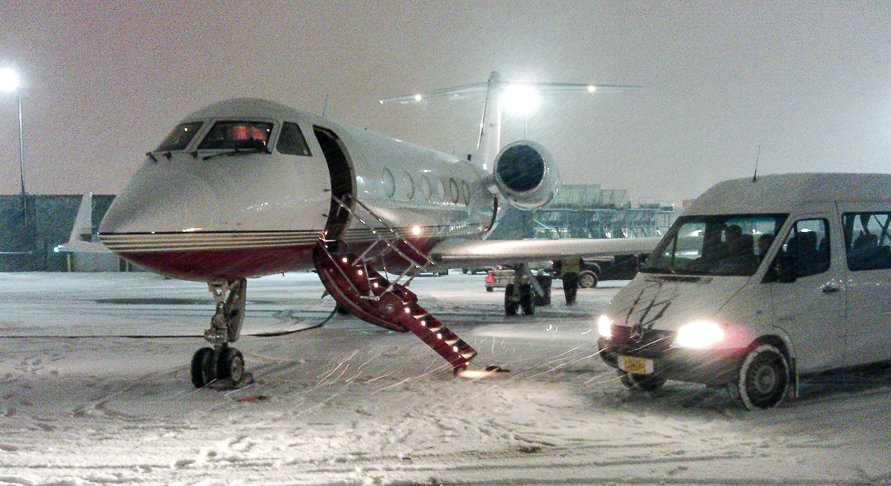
[489,184,677,241]
[0,194,117,272]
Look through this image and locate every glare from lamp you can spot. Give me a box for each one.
[0,67,20,93]
[502,84,540,115]
[597,314,613,338]
[676,321,725,348]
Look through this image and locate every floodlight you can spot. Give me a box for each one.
[0,67,21,92]
[501,84,540,115]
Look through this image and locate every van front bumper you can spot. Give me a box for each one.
[598,338,747,386]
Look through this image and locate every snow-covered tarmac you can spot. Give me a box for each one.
[0,271,889,485]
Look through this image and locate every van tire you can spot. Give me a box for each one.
[730,344,790,410]
[618,370,666,391]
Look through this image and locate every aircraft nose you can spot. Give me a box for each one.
[99,162,215,235]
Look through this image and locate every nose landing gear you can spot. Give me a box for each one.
[190,278,252,389]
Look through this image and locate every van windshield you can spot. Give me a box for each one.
[642,214,787,276]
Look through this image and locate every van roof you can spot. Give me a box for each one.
[685,173,891,215]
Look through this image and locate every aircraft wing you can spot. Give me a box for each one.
[429,237,661,268]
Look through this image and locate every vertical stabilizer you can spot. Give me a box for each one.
[71,192,94,243]
[472,71,503,173]
[54,192,111,253]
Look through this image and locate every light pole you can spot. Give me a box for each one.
[0,66,26,211]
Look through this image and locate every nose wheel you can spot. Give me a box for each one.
[191,347,217,387]
[190,278,251,389]
[190,345,247,388]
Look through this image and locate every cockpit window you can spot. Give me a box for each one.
[276,122,312,156]
[197,121,273,150]
[156,122,203,151]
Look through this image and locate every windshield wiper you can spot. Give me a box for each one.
[201,146,270,161]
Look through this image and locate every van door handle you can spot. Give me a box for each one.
[822,283,840,294]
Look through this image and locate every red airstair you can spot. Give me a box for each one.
[313,197,477,372]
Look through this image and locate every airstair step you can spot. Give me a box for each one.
[312,240,477,372]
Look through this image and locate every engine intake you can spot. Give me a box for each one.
[492,141,560,210]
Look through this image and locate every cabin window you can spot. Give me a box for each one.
[461,181,471,205]
[402,172,415,200]
[156,122,203,151]
[276,122,312,156]
[197,121,273,150]
[420,176,432,201]
[843,212,891,271]
[449,178,460,204]
[435,178,445,201]
[382,168,396,198]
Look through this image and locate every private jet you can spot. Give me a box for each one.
[71,72,658,387]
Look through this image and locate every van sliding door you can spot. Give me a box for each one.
[837,203,891,367]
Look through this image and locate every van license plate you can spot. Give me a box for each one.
[618,355,654,375]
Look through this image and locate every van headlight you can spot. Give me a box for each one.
[675,321,725,348]
[597,314,613,338]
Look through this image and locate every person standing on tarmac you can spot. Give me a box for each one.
[557,257,581,305]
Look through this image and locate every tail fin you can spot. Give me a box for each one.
[71,192,95,243]
[54,193,110,253]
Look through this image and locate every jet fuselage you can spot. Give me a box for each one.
[99,98,494,281]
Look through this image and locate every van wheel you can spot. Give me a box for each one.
[618,370,666,391]
[579,270,598,288]
[729,344,790,410]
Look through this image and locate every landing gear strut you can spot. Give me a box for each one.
[504,264,543,316]
[190,278,250,389]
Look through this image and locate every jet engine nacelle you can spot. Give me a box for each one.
[492,140,560,210]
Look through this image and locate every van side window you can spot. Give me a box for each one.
[842,212,891,271]
[276,122,312,156]
[775,219,830,279]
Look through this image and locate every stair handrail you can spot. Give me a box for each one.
[328,194,441,290]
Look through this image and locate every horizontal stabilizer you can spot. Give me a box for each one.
[379,76,640,105]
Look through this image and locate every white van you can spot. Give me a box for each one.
[597,173,891,410]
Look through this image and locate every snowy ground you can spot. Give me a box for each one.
[0,271,890,485]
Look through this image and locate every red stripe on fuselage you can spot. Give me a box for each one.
[115,238,445,282]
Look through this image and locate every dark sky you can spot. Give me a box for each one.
[1,1,889,206]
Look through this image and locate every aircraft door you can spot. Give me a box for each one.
[766,212,846,372]
[313,126,355,242]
